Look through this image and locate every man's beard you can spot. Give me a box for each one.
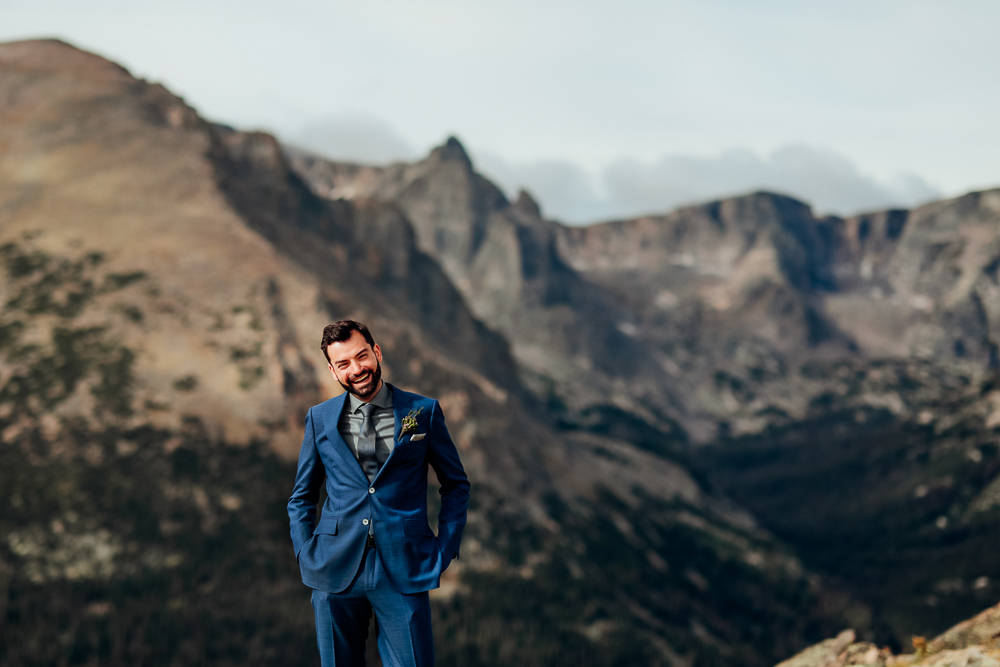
[340,360,382,400]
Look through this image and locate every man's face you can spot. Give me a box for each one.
[327,331,383,401]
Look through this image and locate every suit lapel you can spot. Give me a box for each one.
[372,385,412,484]
[321,392,371,486]
[391,384,411,444]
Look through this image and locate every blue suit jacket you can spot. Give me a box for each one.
[287,384,470,594]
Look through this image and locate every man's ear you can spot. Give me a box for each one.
[373,343,383,362]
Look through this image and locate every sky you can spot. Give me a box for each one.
[3,0,999,224]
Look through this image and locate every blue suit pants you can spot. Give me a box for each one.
[311,546,434,667]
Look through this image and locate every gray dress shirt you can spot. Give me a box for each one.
[338,382,395,472]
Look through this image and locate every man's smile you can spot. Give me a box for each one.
[341,359,382,399]
[351,371,373,386]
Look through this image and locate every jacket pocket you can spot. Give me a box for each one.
[403,519,434,537]
[313,516,338,536]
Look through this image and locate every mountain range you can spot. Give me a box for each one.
[3,39,1000,667]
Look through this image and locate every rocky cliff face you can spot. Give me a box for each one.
[0,39,852,667]
[554,193,847,441]
[298,141,1000,443]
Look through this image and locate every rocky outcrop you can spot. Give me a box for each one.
[778,601,1000,667]
[927,602,1000,653]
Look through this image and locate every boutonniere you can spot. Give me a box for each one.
[400,407,423,438]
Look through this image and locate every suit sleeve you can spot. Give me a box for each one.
[287,407,325,561]
[427,400,471,566]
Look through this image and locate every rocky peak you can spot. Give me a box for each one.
[428,135,473,167]
[512,189,543,220]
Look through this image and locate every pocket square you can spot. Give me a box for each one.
[409,433,426,441]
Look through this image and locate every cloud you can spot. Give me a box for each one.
[291,113,417,165]
[478,145,943,225]
[474,154,617,222]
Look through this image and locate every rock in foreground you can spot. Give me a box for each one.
[778,601,1000,667]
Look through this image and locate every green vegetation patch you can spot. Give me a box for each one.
[0,241,142,422]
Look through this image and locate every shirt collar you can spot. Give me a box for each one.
[347,381,393,413]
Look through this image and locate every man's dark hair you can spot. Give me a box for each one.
[321,320,376,364]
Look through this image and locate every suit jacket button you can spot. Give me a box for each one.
[368,488,375,494]
[362,519,369,526]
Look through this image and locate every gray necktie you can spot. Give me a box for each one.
[357,403,379,483]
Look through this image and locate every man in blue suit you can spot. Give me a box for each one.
[288,320,470,667]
